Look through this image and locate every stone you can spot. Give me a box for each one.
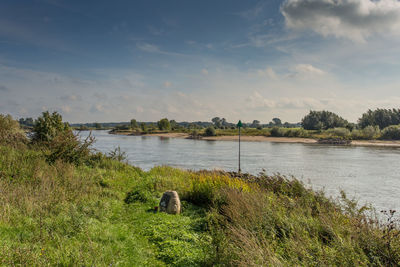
[159,191,181,215]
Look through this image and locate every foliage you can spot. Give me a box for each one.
[0,114,28,148]
[351,126,380,140]
[94,122,102,129]
[302,110,348,130]
[45,130,95,165]
[140,122,146,131]
[32,111,70,142]
[18,117,34,127]
[124,189,152,203]
[326,127,351,139]
[130,119,138,129]
[359,108,400,129]
[204,126,216,136]
[270,126,285,137]
[381,125,400,140]
[272,117,282,125]
[157,118,171,131]
[107,146,127,162]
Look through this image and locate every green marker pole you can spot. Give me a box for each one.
[237,120,243,174]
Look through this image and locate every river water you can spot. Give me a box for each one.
[79,130,400,213]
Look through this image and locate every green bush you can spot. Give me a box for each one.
[204,126,216,136]
[284,128,307,138]
[381,125,400,140]
[32,111,95,165]
[32,111,70,142]
[270,126,284,137]
[0,114,28,148]
[124,189,152,203]
[45,130,95,165]
[352,126,380,140]
[326,127,351,139]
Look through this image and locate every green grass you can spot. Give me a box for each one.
[1,143,399,266]
[0,146,211,266]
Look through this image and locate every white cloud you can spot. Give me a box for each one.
[281,0,400,42]
[293,64,325,75]
[136,43,161,53]
[136,42,186,56]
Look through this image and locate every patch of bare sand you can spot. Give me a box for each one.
[201,135,317,143]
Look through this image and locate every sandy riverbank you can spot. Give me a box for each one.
[110,131,400,147]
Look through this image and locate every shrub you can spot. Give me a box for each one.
[270,127,284,137]
[362,125,380,139]
[284,128,307,138]
[45,130,95,165]
[32,111,70,142]
[204,126,216,136]
[107,146,127,162]
[124,189,152,203]
[381,125,400,140]
[32,111,95,165]
[0,114,28,148]
[351,125,380,140]
[326,127,351,139]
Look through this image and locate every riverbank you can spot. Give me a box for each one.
[112,131,400,148]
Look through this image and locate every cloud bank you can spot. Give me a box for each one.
[281,0,400,42]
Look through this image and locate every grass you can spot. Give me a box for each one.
[0,146,212,266]
[0,114,399,266]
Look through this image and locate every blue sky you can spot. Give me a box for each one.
[1,0,400,123]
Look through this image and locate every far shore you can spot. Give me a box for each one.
[110,131,400,148]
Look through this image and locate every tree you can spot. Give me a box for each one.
[272,118,282,126]
[301,110,348,130]
[212,117,222,128]
[140,122,146,131]
[32,111,70,142]
[1,114,28,147]
[251,120,260,128]
[157,118,171,131]
[169,120,178,130]
[94,122,102,129]
[358,108,400,129]
[221,118,227,127]
[19,117,34,127]
[130,119,138,129]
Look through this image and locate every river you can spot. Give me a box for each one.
[79,130,400,214]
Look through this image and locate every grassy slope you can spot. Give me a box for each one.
[0,146,211,266]
[1,145,399,266]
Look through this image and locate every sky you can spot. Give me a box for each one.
[1,0,400,123]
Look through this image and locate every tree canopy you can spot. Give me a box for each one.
[358,108,400,129]
[157,118,171,131]
[301,110,348,130]
[32,111,70,142]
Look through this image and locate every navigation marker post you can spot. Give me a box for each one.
[237,120,243,174]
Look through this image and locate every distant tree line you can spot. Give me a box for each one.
[17,107,400,140]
